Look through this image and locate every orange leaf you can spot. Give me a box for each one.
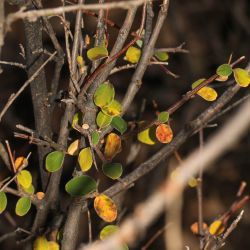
[14,156,28,171]
[190,222,208,235]
[155,124,173,144]
[36,192,45,200]
[104,133,121,160]
[94,194,117,222]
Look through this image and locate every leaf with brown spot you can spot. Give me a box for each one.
[104,133,121,160]
[155,124,173,144]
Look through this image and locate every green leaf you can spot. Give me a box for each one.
[17,170,32,189]
[78,147,93,172]
[233,68,250,87]
[96,111,112,128]
[124,46,141,64]
[111,116,127,134]
[102,99,122,117]
[100,225,119,240]
[157,111,169,123]
[102,163,123,180]
[15,197,31,216]
[65,175,97,196]
[136,39,143,48]
[154,51,169,61]
[91,131,100,146]
[94,82,115,108]
[216,64,233,77]
[45,151,64,172]
[87,46,108,61]
[0,192,7,214]
[191,78,206,89]
[72,112,82,129]
[22,184,35,195]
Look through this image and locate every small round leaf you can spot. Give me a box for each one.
[100,225,119,240]
[45,151,64,172]
[67,139,80,156]
[197,87,218,101]
[94,194,117,222]
[65,175,97,196]
[102,99,122,117]
[124,46,141,64]
[15,197,31,216]
[17,170,32,189]
[111,116,127,135]
[233,68,250,87]
[191,78,206,89]
[94,82,115,108]
[91,131,100,146]
[216,64,233,77]
[87,46,108,61]
[154,51,169,61]
[96,111,112,128]
[137,127,156,145]
[0,192,7,214]
[102,163,123,180]
[157,111,169,123]
[104,133,122,160]
[209,220,225,236]
[22,184,35,195]
[156,124,173,144]
[34,236,49,250]
[78,147,93,172]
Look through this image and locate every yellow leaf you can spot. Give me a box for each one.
[124,46,141,64]
[209,220,225,236]
[94,194,117,222]
[197,87,218,101]
[14,156,28,171]
[104,133,121,160]
[78,147,93,172]
[233,68,250,87]
[48,241,60,250]
[102,100,122,116]
[67,139,79,156]
[188,177,198,188]
[137,127,156,145]
[17,170,32,189]
[33,236,49,250]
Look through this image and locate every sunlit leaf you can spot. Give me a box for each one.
[14,156,28,171]
[34,236,49,250]
[102,99,122,117]
[124,46,141,64]
[65,175,97,196]
[155,124,173,144]
[111,116,127,135]
[197,87,218,101]
[94,194,117,222]
[100,225,119,240]
[190,222,208,235]
[67,139,80,156]
[102,163,123,180]
[216,64,232,77]
[78,147,93,172]
[91,131,100,146]
[15,197,31,216]
[104,133,122,160]
[0,192,7,214]
[188,177,198,188]
[36,192,45,200]
[96,111,112,128]
[48,241,60,250]
[94,82,115,108]
[233,68,250,87]
[17,170,32,189]
[209,220,225,236]
[87,46,108,61]
[45,151,64,172]
[157,111,169,123]
[22,184,35,195]
[154,51,169,61]
[137,127,156,145]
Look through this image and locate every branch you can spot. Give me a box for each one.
[82,97,250,250]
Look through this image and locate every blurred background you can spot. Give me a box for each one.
[0,0,249,249]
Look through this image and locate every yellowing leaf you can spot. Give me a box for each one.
[67,139,79,156]
[15,197,31,216]
[14,156,28,171]
[102,99,122,116]
[78,147,93,172]
[94,82,115,108]
[72,112,82,129]
[154,51,169,61]
[233,68,250,87]
[155,124,173,144]
[96,111,112,128]
[124,46,141,64]
[190,222,208,235]
[76,55,85,66]
[0,192,7,214]
[48,241,60,250]
[22,184,35,195]
[137,127,156,145]
[197,87,218,101]
[100,225,119,240]
[36,192,45,200]
[104,133,121,160]
[209,220,225,235]
[17,170,32,189]
[188,177,198,188]
[94,194,117,222]
[87,46,109,61]
[191,78,206,89]
[34,236,49,250]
